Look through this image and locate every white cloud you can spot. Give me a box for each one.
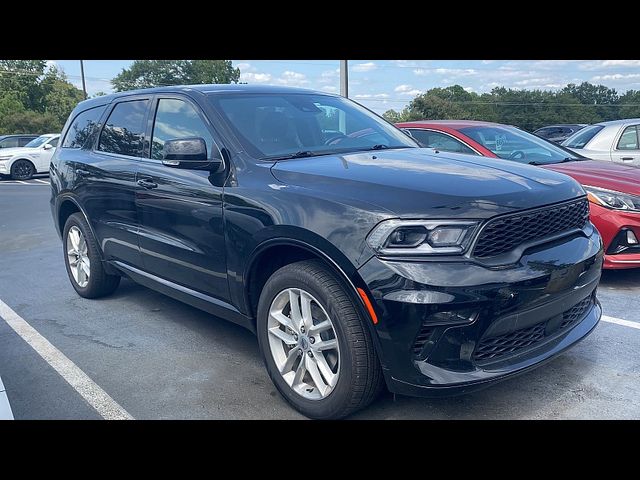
[320,85,338,93]
[435,68,477,76]
[402,89,422,96]
[275,70,309,86]
[240,72,272,83]
[354,93,390,99]
[319,68,339,85]
[579,60,640,70]
[464,86,475,92]
[592,73,640,82]
[413,68,429,76]
[394,84,413,93]
[352,62,377,72]
[235,62,251,71]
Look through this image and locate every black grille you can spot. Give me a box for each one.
[473,199,589,258]
[474,295,594,363]
[412,326,435,357]
[560,296,593,330]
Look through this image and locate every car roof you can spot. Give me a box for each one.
[534,124,587,129]
[594,118,640,127]
[73,84,335,111]
[0,134,39,139]
[397,119,508,128]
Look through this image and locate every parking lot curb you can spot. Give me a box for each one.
[0,376,14,420]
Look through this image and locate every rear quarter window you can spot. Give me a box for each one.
[62,105,108,149]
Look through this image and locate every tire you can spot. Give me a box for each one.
[63,212,120,298]
[10,159,35,180]
[257,259,384,419]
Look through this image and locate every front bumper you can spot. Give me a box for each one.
[358,225,603,396]
[590,203,640,269]
[0,161,10,174]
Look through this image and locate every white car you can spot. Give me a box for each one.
[0,134,60,180]
[562,119,640,166]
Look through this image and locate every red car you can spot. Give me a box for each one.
[397,120,640,269]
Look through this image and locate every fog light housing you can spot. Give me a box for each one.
[627,230,638,245]
[426,309,478,325]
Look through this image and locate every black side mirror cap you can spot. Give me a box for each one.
[162,137,224,172]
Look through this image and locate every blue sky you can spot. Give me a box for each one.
[52,60,640,114]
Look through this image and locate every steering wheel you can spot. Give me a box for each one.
[324,133,349,145]
[509,150,525,160]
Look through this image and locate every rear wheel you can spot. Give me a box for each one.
[257,260,384,419]
[10,160,35,180]
[63,213,120,298]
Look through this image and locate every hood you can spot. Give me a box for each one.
[542,160,640,196]
[270,148,585,219]
[0,146,41,157]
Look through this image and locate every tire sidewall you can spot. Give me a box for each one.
[257,264,359,419]
[63,214,97,296]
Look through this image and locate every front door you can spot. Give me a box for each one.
[135,96,229,302]
[611,124,640,165]
[35,136,59,172]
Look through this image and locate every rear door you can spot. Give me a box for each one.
[611,124,640,165]
[75,96,150,268]
[135,94,229,301]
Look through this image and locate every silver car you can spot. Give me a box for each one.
[562,118,640,165]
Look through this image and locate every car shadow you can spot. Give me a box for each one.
[599,268,640,289]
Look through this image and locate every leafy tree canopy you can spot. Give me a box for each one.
[112,60,240,92]
[384,82,640,131]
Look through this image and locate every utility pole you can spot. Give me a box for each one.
[80,60,87,100]
[340,60,348,98]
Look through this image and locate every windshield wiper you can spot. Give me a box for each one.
[528,161,546,165]
[370,144,389,150]
[261,151,316,161]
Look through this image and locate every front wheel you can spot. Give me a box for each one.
[257,260,383,419]
[10,160,35,180]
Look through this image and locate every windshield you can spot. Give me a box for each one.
[24,135,52,148]
[208,93,418,159]
[562,125,604,149]
[459,125,582,165]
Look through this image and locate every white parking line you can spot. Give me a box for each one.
[15,180,28,185]
[34,179,49,184]
[602,315,640,330]
[0,299,133,420]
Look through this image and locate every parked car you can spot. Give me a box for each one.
[0,134,60,180]
[533,124,586,143]
[398,120,640,269]
[51,86,602,418]
[562,118,640,165]
[0,134,40,149]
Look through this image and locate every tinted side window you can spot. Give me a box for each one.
[534,128,551,138]
[0,137,20,148]
[48,137,59,147]
[408,129,477,155]
[98,100,149,157]
[617,126,639,150]
[151,98,215,160]
[62,105,107,149]
[18,137,34,146]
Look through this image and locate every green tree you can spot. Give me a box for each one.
[0,111,61,134]
[112,60,240,92]
[382,109,403,123]
[0,60,47,111]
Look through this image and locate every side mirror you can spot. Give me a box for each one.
[43,144,54,150]
[162,137,224,172]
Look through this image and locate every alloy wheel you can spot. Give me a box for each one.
[66,226,90,287]
[267,288,340,400]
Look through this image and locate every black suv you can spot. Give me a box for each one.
[50,85,603,419]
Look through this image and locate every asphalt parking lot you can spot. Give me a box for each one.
[1,177,640,419]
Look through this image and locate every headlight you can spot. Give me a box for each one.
[367,219,479,256]
[584,185,640,212]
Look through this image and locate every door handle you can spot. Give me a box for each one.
[137,178,158,189]
[621,157,634,161]
[75,168,90,177]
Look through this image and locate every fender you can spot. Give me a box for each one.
[55,192,106,263]
[242,233,388,367]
